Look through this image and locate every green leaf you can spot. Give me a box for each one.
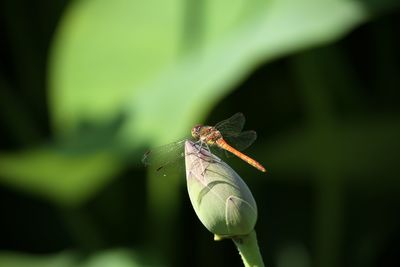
[49,0,183,138]
[49,0,392,148]
[2,0,397,205]
[0,251,76,267]
[0,146,121,206]
[0,250,161,267]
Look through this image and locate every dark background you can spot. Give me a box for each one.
[0,1,399,267]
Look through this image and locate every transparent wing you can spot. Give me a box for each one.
[142,140,186,175]
[224,130,257,151]
[214,112,245,137]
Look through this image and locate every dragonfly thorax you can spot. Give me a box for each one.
[191,125,222,145]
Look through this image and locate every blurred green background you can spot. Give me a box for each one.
[0,0,400,266]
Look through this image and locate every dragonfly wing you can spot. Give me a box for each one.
[142,140,186,174]
[214,112,246,136]
[223,130,257,152]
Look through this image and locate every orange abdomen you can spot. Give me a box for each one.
[216,139,266,172]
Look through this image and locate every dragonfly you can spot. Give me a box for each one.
[142,113,266,173]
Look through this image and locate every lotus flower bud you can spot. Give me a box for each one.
[185,141,257,238]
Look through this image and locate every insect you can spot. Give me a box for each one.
[142,113,266,173]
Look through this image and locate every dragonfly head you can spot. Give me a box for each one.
[191,124,202,140]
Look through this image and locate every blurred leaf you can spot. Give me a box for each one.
[0,249,161,267]
[49,0,183,139]
[48,0,400,148]
[0,146,121,206]
[0,251,76,267]
[2,0,398,204]
[83,249,158,267]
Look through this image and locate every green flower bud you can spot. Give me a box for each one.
[185,141,257,238]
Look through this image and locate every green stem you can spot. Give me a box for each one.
[232,230,265,267]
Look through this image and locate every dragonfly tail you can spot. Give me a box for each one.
[216,139,266,172]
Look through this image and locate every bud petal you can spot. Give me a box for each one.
[185,141,257,237]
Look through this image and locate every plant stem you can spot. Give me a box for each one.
[233,230,265,267]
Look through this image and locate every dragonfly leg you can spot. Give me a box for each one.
[191,141,213,177]
[187,141,222,178]
[197,141,209,177]
[185,140,206,178]
[198,142,224,176]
